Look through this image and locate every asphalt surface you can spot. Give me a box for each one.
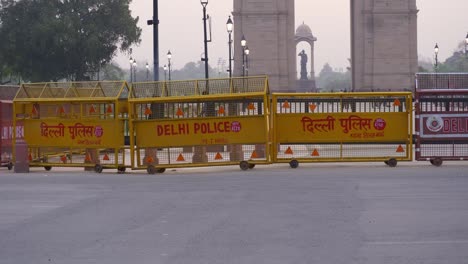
[0,162,467,264]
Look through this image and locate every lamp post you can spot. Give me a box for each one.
[147,0,159,81]
[241,35,247,77]
[163,65,167,82]
[244,46,250,77]
[129,57,133,82]
[145,0,160,167]
[200,0,209,81]
[167,50,172,81]
[434,43,439,72]
[145,63,149,81]
[132,59,137,82]
[226,16,233,78]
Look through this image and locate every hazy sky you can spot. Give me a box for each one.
[116,0,468,73]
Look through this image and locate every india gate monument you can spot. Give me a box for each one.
[232,0,418,92]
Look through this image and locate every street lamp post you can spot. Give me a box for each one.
[129,57,133,82]
[226,16,233,78]
[201,0,209,81]
[163,65,167,82]
[244,46,250,77]
[241,35,247,77]
[194,0,213,163]
[147,0,159,81]
[145,63,149,81]
[132,59,137,82]
[434,43,439,72]
[167,50,172,81]
[145,0,160,167]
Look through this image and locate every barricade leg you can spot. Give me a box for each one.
[229,144,243,162]
[84,148,100,171]
[144,148,159,165]
[254,144,266,158]
[193,146,208,163]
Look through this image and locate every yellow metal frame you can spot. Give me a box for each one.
[129,75,269,99]
[272,92,413,163]
[128,76,271,171]
[13,81,130,171]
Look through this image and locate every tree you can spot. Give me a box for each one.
[316,63,351,92]
[418,41,468,73]
[129,61,219,82]
[439,53,468,73]
[101,63,125,81]
[0,0,141,82]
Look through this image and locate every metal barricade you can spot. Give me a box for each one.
[128,76,271,174]
[13,81,130,173]
[0,85,20,170]
[415,89,468,166]
[0,85,20,100]
[1,101,21,170]
[272,92,413,168]
[416,73,468,90]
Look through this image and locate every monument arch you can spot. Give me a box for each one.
[232,0,418,92]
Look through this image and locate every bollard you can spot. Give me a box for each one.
[14,141,29,173]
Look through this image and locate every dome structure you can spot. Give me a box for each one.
[294,21,317,91]
[295,22,314,38]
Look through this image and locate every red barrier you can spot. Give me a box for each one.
[1,101,15,169]
[415,89,468,166]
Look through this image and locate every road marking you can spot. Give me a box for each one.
[366,240,468,246]
[31,205,58,208]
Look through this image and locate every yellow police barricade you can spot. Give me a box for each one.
[272,92,413,168]
[128,76,271,174]
[13,81,130,173]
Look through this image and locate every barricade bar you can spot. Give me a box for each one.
[129,76,271,173]
[416,73,468,90]
[0,85,20,100]
[415,88,468,166]
[13,81,130,173]
[0,100,18,170]
[130,76,269,99]
[272,92,413,167]
[416,89,468,114]
[15,81,128,99]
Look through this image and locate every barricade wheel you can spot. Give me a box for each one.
[94,164,103,173]
[240,161,249,171]
[147,165,157,175]
[386,158,397,167]
[248,164,256,169]
[430,158,443,167]
[7,162,13,170]
[117,166,126,173]
[157,168,166,173]
[289,160,299,169]
[44,166,52,171]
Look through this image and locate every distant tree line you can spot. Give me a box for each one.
[316,62,351,92]
[128,61,225,83]
[419,41,468,73]
[316,42,468,92]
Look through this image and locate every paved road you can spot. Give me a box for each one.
[0,163,467,264]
